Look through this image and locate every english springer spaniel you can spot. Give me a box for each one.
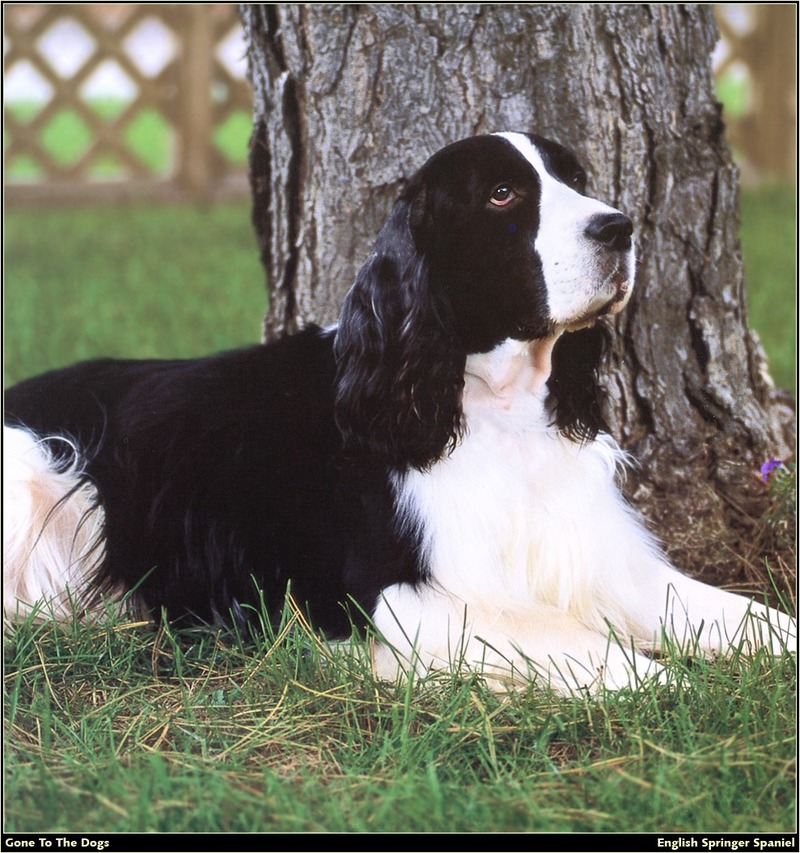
[4,132,795,693]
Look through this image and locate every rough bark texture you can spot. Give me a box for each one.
[240,4,793,573]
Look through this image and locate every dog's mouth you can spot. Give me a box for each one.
[601,273,631,313]
[515,251,634,339]
[561,260,632,332]
[565,259,632,332]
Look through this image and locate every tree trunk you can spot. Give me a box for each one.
[240,4,793,577]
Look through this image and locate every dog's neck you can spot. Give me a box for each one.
[463,335,562,412]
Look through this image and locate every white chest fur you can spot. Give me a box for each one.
[392,338,651,633]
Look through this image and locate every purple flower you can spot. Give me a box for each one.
[760,456,784,483]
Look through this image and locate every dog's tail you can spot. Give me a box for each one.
[3,425,106,623]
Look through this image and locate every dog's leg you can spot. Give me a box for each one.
[3,425,105,622]
[626,559,796,657]
[371,582,665,694]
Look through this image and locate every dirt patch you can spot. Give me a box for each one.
[629,465,796,611]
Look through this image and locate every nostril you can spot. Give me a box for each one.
[585,212,633,251]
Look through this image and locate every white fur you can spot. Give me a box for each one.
[496,131,635,326]
[372,336,796,693]
[3,425,107,622]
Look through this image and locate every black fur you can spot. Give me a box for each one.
[5,133,611,634]
[548,324,612,442]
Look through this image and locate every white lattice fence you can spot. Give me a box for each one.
[3,3,252,203]
[4,4,794,205]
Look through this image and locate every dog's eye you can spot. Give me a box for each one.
[489,185,516,207]
[571,170,587,192]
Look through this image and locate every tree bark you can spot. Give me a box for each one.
[240,4,793,573]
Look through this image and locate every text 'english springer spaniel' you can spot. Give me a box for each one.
[4,132,795,693]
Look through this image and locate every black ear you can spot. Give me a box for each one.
[547,324,611,442]
[334,193,465,470]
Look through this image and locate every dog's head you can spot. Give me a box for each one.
[335,132,635,469]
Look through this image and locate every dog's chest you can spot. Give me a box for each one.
[393,382,624,612]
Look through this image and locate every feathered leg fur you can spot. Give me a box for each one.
[3,426,107,622]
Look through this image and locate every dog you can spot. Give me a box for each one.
[4,132,795,693]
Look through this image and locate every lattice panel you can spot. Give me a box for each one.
[211,12,252,171]
[713,5,796,181]
[4,4,252,202]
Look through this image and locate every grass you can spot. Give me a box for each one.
[2,178,796,839]
[739,185,797,392]
[4,601,797,834]
[3,203,265,388]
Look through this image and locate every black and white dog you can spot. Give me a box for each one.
[4,132,795,693]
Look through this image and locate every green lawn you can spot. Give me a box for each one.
[4,604,797,834]
[739,185,797,392]
[3,203,265,388]
[3,52,796,839]
[2,188,796,836]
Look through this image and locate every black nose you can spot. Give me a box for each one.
[585,212,633,252]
